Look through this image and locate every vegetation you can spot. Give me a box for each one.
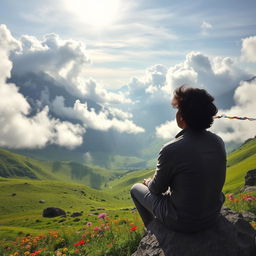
[0,148,121,189]
[0,137,256,255]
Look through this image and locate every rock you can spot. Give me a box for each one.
[71,212,83,217]
[243,186,256,192]
[245,169,256,186]
[241,211,256,222]
[39,200,45,204]
[42,207,66,218]
[132,207,256,256]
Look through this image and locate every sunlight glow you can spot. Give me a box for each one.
[65,0,121,29]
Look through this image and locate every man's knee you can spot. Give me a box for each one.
[130,183,142,197]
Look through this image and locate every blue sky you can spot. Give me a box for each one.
[1,0,256,87]
[0,0,256,152]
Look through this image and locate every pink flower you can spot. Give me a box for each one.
[226,193,234,201]
[98,213,107,220]
[243,195,255,201]
[86,222,92,226]
[93,226,101,231]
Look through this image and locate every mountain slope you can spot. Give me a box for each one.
[107,137,256,195]
[224,137,256,192]
[0,148,120,189]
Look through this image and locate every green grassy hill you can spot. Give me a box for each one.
[224,137,256,193]
[0,137,256,243]
[0,148,120,189]
[0,177,134,241]
[105,136,256,195]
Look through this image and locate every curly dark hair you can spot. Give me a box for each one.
[173,85,218,130]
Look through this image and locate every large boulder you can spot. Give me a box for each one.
[245,169,256,186]
[42,207,66,218]
[241,169,256,192]
[132,207,256,256]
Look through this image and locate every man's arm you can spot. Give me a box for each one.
[147,147,173,195]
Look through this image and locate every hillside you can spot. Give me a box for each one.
[0,148,120,189]
[107,137,256,195]
[224,137,256,192]
[0,177,134,241]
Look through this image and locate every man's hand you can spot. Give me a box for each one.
[142,178,152,187]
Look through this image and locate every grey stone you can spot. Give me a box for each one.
[245,169,256,186]
[243,186,256,192]
[42,207,66,218]
[241,211,256,222]
[71,212,83,217]
[132,207,256,256]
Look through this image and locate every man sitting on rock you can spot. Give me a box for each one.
[131,85,226,233]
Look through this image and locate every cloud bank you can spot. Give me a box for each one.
[0,24,85,149]
[52,96,144,134]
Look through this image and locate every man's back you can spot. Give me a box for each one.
[149,128,226,232]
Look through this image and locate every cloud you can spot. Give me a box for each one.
[200,21,213,35]
[210,78,256,143]
[52,96,144,134]
[0,24,85,149]
[241,36,256,62]
[10,31,131,104]
[155,120,181,140]
[163,51,252,96]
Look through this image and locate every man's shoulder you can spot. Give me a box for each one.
[161,134,184,153]
[205,130,225,145]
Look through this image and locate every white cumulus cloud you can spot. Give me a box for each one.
[10,29,131,105]
[52,96,144,134]
[0,24,85,149]
[210,79,256,143]
[155,120,181,140]
[241,36,256,62]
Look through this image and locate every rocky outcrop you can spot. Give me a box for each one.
[241,169,256,192]
[132,207,256,256]
[245,169,256,186]
[42,207,66,218]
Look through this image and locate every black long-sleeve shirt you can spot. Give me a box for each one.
[148,128,226,232]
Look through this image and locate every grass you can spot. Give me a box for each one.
[1,137,256,255]
[0,148,121,189]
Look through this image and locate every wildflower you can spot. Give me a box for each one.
[243,195,255,201]
[107,243,113,247]
[74,240,85,247]
[98,213,107,220]
[24,252,30,256]
[74,249,80,254]
[63,248,68,252]
[226,193,234,201]
[30,249,42,256]
[130,226,138,231]
[93,226,101,231]
[14,252,19,256]
[86,222,92,226]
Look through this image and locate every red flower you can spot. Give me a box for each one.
[30,249,42,256]
[130,226,138,231]
[74,240,85,247]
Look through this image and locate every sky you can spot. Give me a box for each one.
[0,0,256,153]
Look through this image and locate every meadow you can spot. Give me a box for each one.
[0,137,256,255]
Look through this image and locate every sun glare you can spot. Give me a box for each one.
[65,0,121,29]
